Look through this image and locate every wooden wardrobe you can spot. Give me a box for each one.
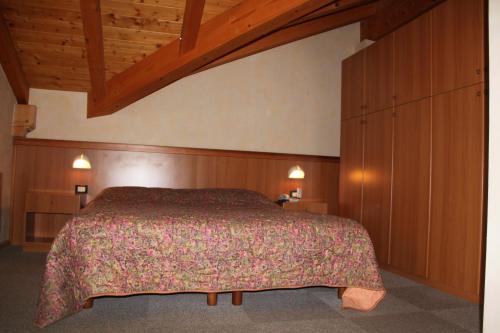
[339,0,485,302]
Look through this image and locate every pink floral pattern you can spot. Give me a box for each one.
[36,187,384,327]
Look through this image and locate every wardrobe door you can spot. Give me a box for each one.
[432,0,485,95]
[341,50,365,120]
[429,84,484,300]
[339,117,364,222]
[365,34,394,114]
[394,12,431,106]
[362,109,393,266]
[390,98,431,278]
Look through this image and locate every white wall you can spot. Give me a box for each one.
[27,24,360,157]
[0,66,16,242]
[484,0,500,331]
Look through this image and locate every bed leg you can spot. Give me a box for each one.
[83,299,94,309]
[232,291,243,306]
[207,293,218,306]
[337,287,346,299]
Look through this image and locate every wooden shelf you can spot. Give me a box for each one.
[23,189,84,252]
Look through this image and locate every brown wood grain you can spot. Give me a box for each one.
[282,200,328,214]
[0,0,238,91]
[198,3,377,74]
[179,0,206,54]
[394,12,431,106]
[429,84,485,297]
[390,98,431,278]
[80,0,106,100]
[361,0,445,40]
[431,0,485,95]
[341,50,365,120]
[365,33,394,114]
[338,117,364,223]
[0,14,29,103]
[88,0,333,117]
[290,0,376,26]
[362,108,392,266]
[10,139,340,245]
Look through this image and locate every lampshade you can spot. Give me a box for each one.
[288,165,305,179]
[73,154,91,169]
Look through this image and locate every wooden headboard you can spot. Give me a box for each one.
[10,138,340,244]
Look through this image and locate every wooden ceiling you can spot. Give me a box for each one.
[0,0,241,92]
[0,0,442,117]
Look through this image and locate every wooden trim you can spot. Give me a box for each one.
[361,0,445,40]
[381,264,480,303]
[198,3,377,73]
[179,0,206,54]
[0,15,29,104]
[87,0,333,117]
[80,0,106,100]
[14,138,339,162]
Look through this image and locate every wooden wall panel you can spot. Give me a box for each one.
[10,138,340,245]
[390,98,431,278]
[429,83,485,298]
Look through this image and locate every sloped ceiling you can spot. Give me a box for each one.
[0,0,240,91]
[0,0,385,117]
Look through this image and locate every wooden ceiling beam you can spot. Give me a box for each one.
[291,0,376,25]
[361,0,445,40]
[0,15,30,104]
[179,0,206,54]
[80,0,106,100]
[88,0,335,118]
[197,2,377,74]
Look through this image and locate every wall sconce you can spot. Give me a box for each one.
[73,154,91,195]
[288,165,305,179]
[288,165,305,199]
[72,154,91,169]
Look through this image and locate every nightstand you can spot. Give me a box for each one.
[23,190,85,252]
[282,200,328,214]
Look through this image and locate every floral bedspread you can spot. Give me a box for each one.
[36,187,385,327]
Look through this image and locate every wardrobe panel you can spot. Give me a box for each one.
[339,117,364,222]
[432,0,485,94]
[394,13,431,105]
[429,83,484,297]
[390,98,431,278]
[362,108,393,265]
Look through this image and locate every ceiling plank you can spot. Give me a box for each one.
[361,0,445,40]
[88,0,334,117]
[179,0,206,53]
[0,15,30,103]
[197,2,377,74]
[80,0,106,98]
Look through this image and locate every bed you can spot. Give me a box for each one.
[35,187,385,327]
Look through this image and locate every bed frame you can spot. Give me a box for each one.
[82,288,346,309]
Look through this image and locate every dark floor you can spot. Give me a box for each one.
[0,246,480,332]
